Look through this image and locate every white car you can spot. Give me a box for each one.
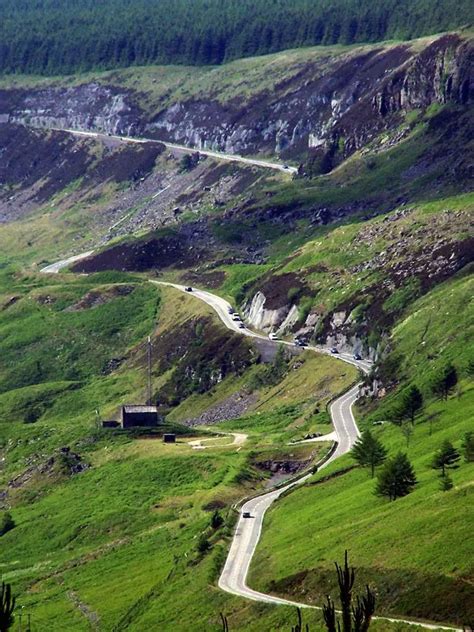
[269,332,279,340]
[232,314,241,322]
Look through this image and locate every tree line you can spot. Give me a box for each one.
[0,0,472,75]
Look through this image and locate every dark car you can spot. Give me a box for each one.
[330,347,339,354]
[238,323,245,329]
[353,353,362,360]
[185,287,193,292]
[242,511,251,518]
[227,306,234,314]
[296,339,305,347]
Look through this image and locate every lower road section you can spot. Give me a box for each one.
[155,281,462,632]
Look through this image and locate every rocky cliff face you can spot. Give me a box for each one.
[1,34,471,165]
[2,83,144,137]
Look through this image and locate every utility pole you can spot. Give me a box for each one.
[147,336,152,405]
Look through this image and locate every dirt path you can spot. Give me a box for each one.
[188,432,247,450]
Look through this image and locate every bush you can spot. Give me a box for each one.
[0,512,15,537]
[210,510,224,530]
[197,534,210,554]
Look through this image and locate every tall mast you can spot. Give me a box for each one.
[147,335,152,405]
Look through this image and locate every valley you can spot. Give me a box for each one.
[0,19,472,632]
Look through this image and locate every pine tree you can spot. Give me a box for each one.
[351,430,388,477]
[400,385,423,424]
[439,472,453,491]
[432,440,460,476]
[430,363,458,400]
[376,452,417,501]
[461,432,474,462]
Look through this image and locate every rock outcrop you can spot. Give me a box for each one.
[1,34,471,166]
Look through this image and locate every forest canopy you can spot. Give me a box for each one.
[0,0,472,75]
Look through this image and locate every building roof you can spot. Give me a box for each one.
[122,405,158,413]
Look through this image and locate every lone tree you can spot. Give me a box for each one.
[322,551,376,632]
[439,472,454,491]
[351,430,388,477]
[432,440,460,476]
[461,432,474,463]
[376,452,417,501]
[400,422,413,448]
[210,510,224,530]
[0,513,15,537]
[0,582,15,632]
[430,363,458,400]
[398,385,423,424]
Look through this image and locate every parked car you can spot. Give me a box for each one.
[269,332,279,340]
[353,353,362,360]
[295,339,305,347]
[238,323,245,329]
[185,286,193,292]
[227,306,234,314]
[330,347,339,354]
[232,314,241,321]
[242,511,251,518]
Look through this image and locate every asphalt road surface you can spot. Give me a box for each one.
[154,281,462,632]
[55,127,298,174]
[38,264,460,631]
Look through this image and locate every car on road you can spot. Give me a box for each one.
[232,314,241,321]
[353,353,362,360]
[283,164,290,169]
[227,306,234,314]
[330,347,339,354]
[185,286,193,292]
[242,511,251,518]
[269,332,279,340]
[238,323,245,329]
[295,339,306,347]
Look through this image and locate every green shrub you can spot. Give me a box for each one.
[0,513,15,537]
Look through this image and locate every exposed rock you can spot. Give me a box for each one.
[1,35,470,167]
[182,390,258,427]
[244,291,291,332]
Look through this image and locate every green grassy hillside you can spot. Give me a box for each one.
[250,275,474,627]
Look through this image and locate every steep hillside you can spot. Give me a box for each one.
[250,273,474,627]
[1,33,472,163]
[0,30,472,632]
[0,269,360,631]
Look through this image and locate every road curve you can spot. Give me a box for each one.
[37,261,460,631]
[53,127,298,174]
[154,281,462,632]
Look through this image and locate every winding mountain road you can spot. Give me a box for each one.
[39,261,461,631]
[153,281,462,632]
[53,127,299,174]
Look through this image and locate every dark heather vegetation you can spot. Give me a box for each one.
[1,0,473,74]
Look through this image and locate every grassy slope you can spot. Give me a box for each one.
[0,37,431,107]
[250,275,474,627]
[0,266,361,630]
